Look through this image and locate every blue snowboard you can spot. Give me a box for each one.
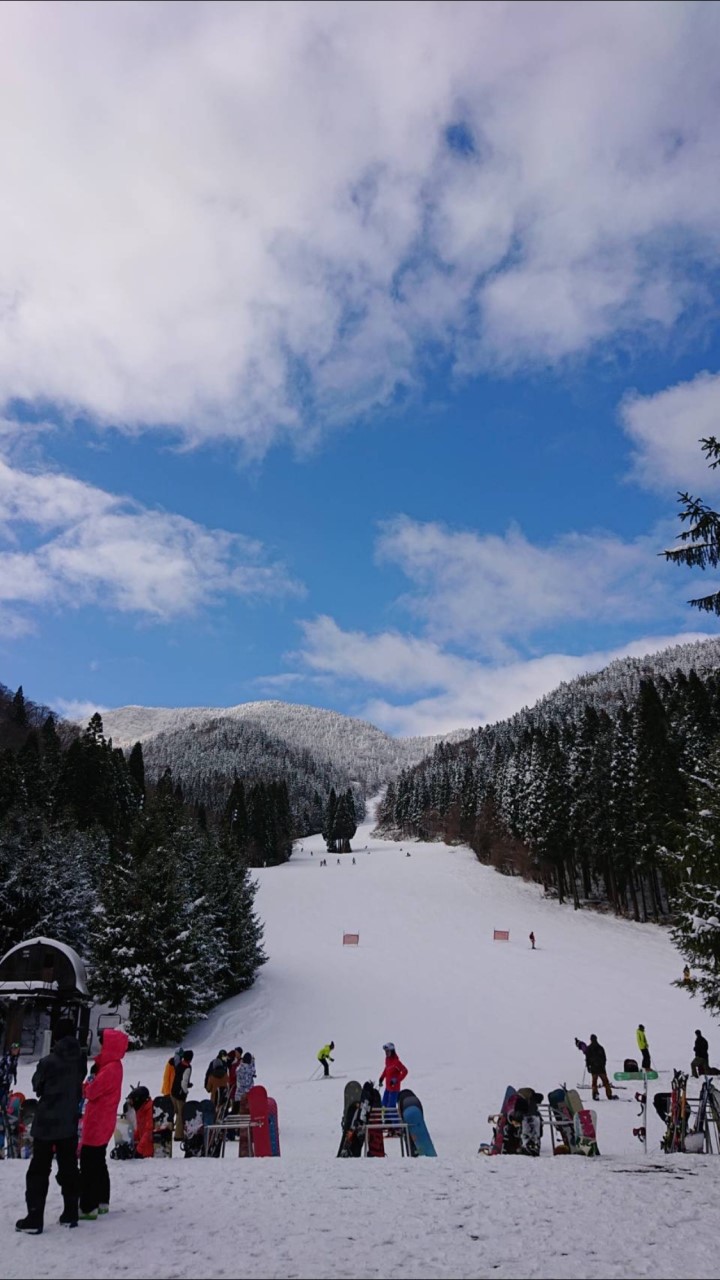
[398,1089,437,1157]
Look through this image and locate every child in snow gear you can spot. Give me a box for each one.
[691,1030,710,1078]
[318,1042,335,1077]
[79,1028,128,1221]
[636,1024,651,1071]
[583,1035,617,1100]
[16,1018,86,1234]
[379,1043,408,1108]
[171,1050,193,1140]
[236,1052,256,1103]
[130,1087,154,1157]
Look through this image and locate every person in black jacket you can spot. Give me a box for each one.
[691,1030,710,1078]
[583,1034,617,1101]
[16,1018,87,1234]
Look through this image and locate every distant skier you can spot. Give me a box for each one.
[529,931,536,950]
[636,1024,652,1072]
[691,1030,710,1078]
[317,1042,335,1077]
[582,1034,617,1100]
[405,851,411,857]
[352,857,356,865]
[379,1043,408,1108]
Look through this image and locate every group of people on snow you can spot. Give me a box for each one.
[15,1019,129,1233]
[159,1044,257,1140]
[574,1024,715,1100]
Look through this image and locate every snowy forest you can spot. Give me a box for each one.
[0,685,267,1042]
[375,636,720,1013]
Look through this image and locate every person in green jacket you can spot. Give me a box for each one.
[317,1042,335,1077]
[636,1024,652,1071]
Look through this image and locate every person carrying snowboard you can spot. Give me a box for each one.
[636,1024,652,1071]
[583,1034,617,1100]
[379,1043,408,1108]
[317,1042,335,1078]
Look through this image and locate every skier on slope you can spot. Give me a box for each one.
[379,1043,408,1108]
[317,1042,335,1078]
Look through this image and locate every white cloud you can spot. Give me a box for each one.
[376,516,685,655]
[0,457,302,631]
[621,371,720,493]
[293,619,715,736]
[1,3,720,446]
[53,698,110,725]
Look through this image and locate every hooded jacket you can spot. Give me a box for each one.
[133,1097,154,1157]
[81,1027,129,1148]
[31,1035,87,1142]
[379,1052,408,1093]
[636,1027,648,1052]
[584,1037,607,1074]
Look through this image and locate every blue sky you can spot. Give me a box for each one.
[1,1,720,736]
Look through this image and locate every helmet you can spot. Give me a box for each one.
[382,1042,395,1054]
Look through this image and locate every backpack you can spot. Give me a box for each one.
[624,1058,639,1073]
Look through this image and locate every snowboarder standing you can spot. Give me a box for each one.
[691,1030,710,1078]
[379,1042,408,1108]
[171,1049,193,1140]
[529,931,536,950]
[636,1024,652,1072]
[583,1034,617,1100]
[15,1018,86,1234]
[317,1042,335,1077]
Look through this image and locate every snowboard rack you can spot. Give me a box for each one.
[363,1106,412,1157]
[203,1114,264,1157]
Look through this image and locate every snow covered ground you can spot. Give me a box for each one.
[3,804,720,1279]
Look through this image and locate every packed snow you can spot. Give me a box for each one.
[3,802,719,1279]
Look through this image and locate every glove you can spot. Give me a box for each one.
[378,1078,383,1086]
[330,1058,334,1062]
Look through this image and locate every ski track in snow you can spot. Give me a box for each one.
[3,801,719,1279]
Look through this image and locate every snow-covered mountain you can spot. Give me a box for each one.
[99,700,469,805]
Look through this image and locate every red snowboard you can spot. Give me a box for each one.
[248,1085,272,1157]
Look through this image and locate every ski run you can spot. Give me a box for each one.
[4,800,720,1280]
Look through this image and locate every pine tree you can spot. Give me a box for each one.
[664,436,720,614]
[670,742,720,1016]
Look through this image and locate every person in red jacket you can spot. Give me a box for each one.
[79,1028,128,1221]
[129,1087,154,1159]
[379,1042,408,1108]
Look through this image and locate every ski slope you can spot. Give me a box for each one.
[5,803,720,1280]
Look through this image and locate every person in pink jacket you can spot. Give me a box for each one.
[79,1028,128,1220]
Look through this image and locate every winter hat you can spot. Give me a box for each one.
[185,1050,194,1061]
[638,1024,645,1030]
[589,1034,598,1042]
[54,1018,76,1041]
[696,1029,702,1036]
[382,1042,396,1054]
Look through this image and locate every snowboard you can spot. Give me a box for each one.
[547,1087,577,1152]
[152,1095,174,1157]
[514,1089,544,1157]
[337,1081,363,1157]
[565,1087,599,1156]
[614,1070,659,1082]
[398,1088,437,1157]
[267,1096,281,1156]
[480,1085,517,1155]
[181,1099,206,1157]
[248,1085,272,1157]
[365,1085,385,1157]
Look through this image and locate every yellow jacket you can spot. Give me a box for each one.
[636,1027,648,1051]
[318,1044,333,1062]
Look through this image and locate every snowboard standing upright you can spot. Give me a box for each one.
[152,1096,174,1157]
[479,1085,518,1155]
[398,1088,437,1156]
[566,1087,599,1156]
[247,1085,272,1157]
[337,1081,363,1157]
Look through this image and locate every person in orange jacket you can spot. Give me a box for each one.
[129,1087,153,1158]
[379,1042,408,1108]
